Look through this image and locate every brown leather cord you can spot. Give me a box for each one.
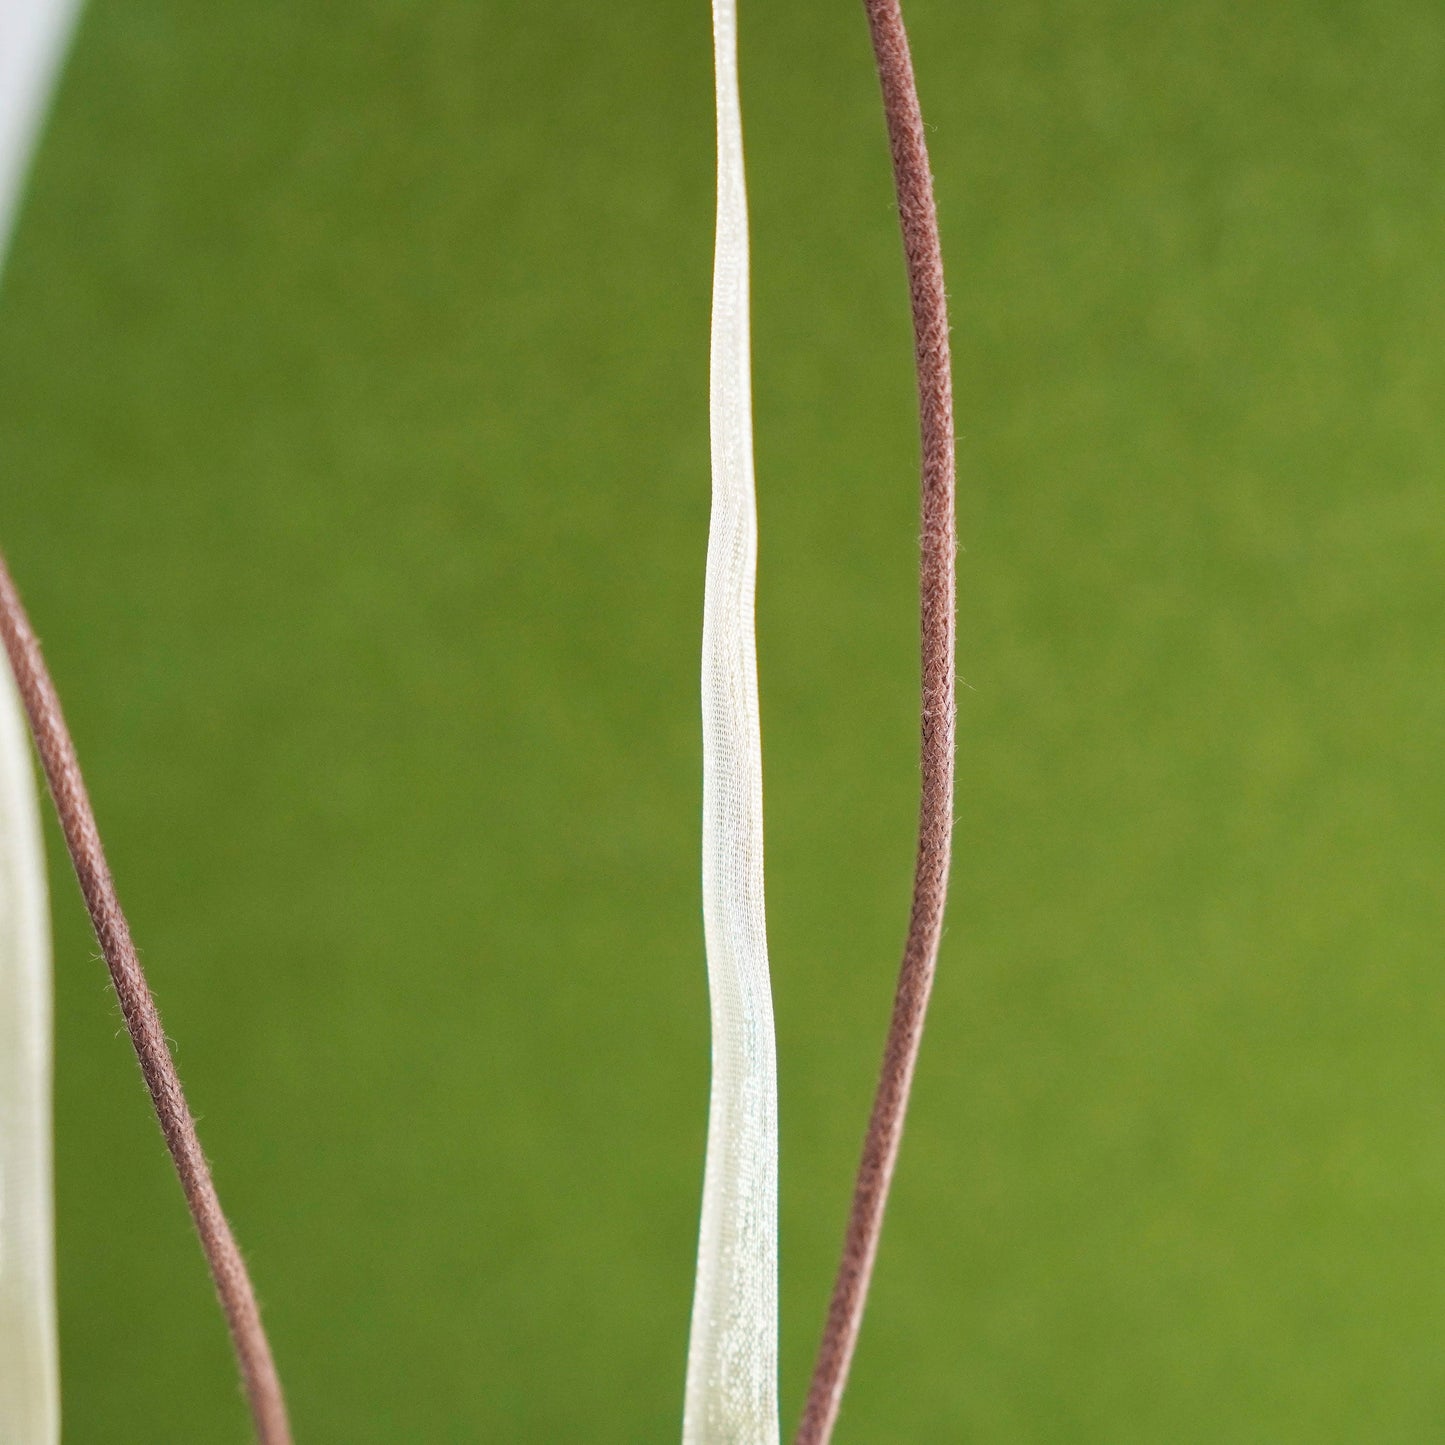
[795,2,956,1441]
[0,554,292,1445]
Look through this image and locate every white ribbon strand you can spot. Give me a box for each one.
[0,2,80,1439]
[683,0,779,1441]
[0,660,57,1445]
[0,0,81,270]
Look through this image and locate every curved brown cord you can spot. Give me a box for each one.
[0,554,292,1445]
[796,2,956,1441]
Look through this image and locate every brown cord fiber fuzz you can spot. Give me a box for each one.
[796,2,957,1440]
[0,554,292,1445]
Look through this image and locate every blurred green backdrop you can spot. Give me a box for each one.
[4,0,1445,1439]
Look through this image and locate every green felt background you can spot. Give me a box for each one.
[3,0,1445,1439]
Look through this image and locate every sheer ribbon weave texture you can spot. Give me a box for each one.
[682,0,780,1442]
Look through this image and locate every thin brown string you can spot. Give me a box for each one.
[0,554,292,1445]
[795,1,956,1440]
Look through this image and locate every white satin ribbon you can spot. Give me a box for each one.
[0,0,81,268]
[683,0,779,1441]
[0,661,57,1444]
[1,1,80,1439]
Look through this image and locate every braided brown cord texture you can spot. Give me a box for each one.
[796,2,956,1441]
[0,555,291,1445]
